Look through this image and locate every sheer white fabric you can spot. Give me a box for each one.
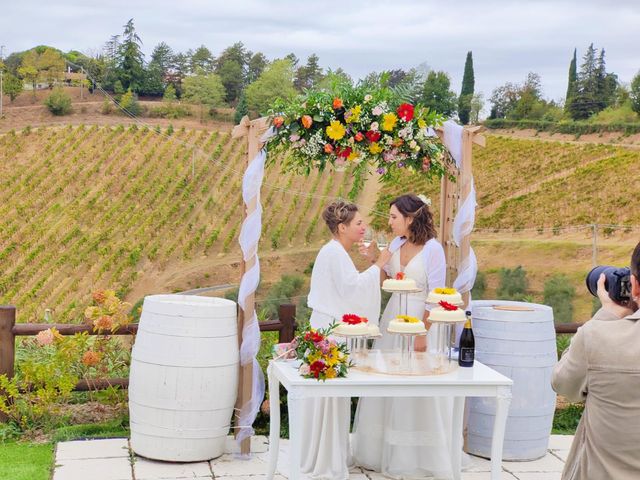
[353,244,457,479]
[302,240,382,479]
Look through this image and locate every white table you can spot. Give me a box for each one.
[267,359,512,480]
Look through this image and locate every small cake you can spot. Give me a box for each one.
[426,287,463,306]
[387,315,427,334]
[383,272,417,291]
[334,314,370,335]
[428,301,467,323]
[366,324,381,336]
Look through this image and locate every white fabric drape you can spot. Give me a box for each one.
[235,127,275,450]
[443,120,463,168]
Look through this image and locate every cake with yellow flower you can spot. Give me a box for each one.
[387,315,427,334]
[428,301,467,323]
[426,287,463,305]
[334,314,370,335]
[382,272,417,291]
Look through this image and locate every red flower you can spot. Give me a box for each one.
[273,116,284,128]
[342,314,367,325]
[439,301,459,311]
[333,97,344,109]
[365,131,381,142]
[397,103,415,121]
[335,146,352,158]
[324,143,334,154]
[310,360,326,378]
[395,272,405,280]
[354,132,364,142]
[304,331,325,343]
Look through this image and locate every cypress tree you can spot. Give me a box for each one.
[565,49,577,112]
[234,89,248,124]
[458,51,475,124]
[569,44,598,120]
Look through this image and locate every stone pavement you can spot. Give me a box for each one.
[52,435,572,480]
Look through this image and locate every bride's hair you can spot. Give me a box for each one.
[322,200,358,234]
[390,194,437,244]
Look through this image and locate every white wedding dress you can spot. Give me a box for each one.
[353,240,459,479]
[300,239,382,480]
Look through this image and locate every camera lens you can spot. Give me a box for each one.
[585,265,612,297]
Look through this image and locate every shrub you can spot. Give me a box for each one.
[471,271,486,300]
[148,103,192,119]
[258,275,305,320]
[497,266,528,301]
[119,89,141,116]
[44,87,72,116]
[543,274,575,323]
[101,98,113,115]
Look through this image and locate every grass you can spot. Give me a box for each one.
[0,442,54,480]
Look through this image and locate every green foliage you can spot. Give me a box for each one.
[421,71,457,117]
[44,87,72,116]
[116,18,145,92]
[113,80,125,95]
[182,73,226,121]
[630,72,640,115]
[101,98,113,115]
[246,59,297,115]
[484,118,640,135]
[556,334,572,359]
[2,72,24,102]
[589,103,639,124]
[148,102,192,119]
[565,49,578,112]
[552,404,584,434]
[258,274,305,320]
[162,84,177,102]
[294,53,324,91]
[0,442,54,480]
[458,51,475,124]
[234,89,249,124]
[497,266,528,300]
[543,274,575,323]
[471,271,486,300]
[119,89,141,116]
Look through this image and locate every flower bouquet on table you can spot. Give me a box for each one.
[266,81,452,182]
[292,322,352,381]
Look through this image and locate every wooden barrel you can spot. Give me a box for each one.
[466,300,557,461]
[129,294,238,462]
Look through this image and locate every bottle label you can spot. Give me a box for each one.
[460,348,474,363]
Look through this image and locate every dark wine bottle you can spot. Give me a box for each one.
[458,310,475,367]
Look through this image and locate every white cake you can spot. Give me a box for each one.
[367,324,381,336]
[387,315,427,334]
[426,287,463,305]
[428,306,467,323]
[382,277,417,291]
[334,322,369,335]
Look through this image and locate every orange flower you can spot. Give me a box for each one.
[36,328,55,347]
[82,350,101,367]
[354,132,364,142]
[301,115,313,129]
[94,315,113,331]
[332,97,343,109]
[324,143,334,154]
[273,116,284,128]
[92,290,107,304]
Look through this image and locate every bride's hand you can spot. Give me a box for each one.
[358,240,378,260]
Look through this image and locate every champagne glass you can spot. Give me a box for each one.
[363,227,374,248]
[376,232,388,251]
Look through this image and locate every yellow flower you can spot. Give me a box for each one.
[347,150,359,162]
[346,105,362,123]
[307,352,321,364]
[326,120,346,140]
[325,368,338,379]
[369,142,383,154]
[435,287,457,294]
[382,113,398,131]
[396,314,420,323]
[417,118,427,129]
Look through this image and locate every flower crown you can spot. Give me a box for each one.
[417,194,432,206]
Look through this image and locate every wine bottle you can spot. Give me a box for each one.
[458,310,475,367]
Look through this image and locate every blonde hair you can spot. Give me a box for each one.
[322,200,358,234]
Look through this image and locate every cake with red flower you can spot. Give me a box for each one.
[334,314,370,335]
[382,272,417,291]
[387,314,427,333]
[428,301,467,322]
[426,287,463,305]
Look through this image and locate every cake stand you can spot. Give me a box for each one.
[426,300,467,368]
[333,331,381,366]
[383,286,424,367]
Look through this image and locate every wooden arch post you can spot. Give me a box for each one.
[438,126,485,307]
[231,115,270,455]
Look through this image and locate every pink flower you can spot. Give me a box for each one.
[370,122,379,131]
[289,134,300,142]
[299,364,311,375]
[372,106,383,116]
[36,328,55,346]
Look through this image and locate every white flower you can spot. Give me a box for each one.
[417,194,432,206]
[370,121,379,131]
[372,105,384,116]
[364,94,372,102]
[409,140,418,149]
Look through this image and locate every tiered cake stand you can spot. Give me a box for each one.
[383,286,425,367]
[426,299,467,368]
[333,330,381,366]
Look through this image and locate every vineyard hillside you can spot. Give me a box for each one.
[0,125,366,323]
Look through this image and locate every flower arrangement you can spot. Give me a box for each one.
[395,272,406,280]
[267,82,451,181]
[395,314,421,323]
[292,322,352,380]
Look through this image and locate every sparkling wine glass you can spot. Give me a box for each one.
[376,232,388,251]
[362,227,374,248]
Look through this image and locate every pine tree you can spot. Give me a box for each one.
[234,90,248,124]
[117,18,145,92]
[458,51,475,124]
[569,44,599,120]
[565,49,577,112]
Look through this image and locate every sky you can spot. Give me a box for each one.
[2,0,639,105]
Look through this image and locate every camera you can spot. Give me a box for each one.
[585,266,632,303]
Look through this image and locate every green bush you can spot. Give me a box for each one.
[148,103,192,119]
[259,274,305,319]
[484,118,640,135]
[44,87,72,116]
[471,271,486,299]
[543,274,575,323]
[552,403,584,434]
[497,266,528,301]
[119,89,141,117]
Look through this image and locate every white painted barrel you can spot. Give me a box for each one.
[129,295,238,462]
[466,300,557,461]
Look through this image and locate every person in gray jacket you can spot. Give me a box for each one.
[552,242,640,480]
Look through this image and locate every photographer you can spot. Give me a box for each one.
[551,242,640,480]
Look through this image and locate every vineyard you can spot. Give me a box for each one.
[0,125,364,323]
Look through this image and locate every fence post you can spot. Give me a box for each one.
[278,304,296,343]
[0,306,16,422]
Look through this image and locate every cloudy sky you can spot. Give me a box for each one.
[3,0,639,103]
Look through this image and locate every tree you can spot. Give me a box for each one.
[44,87,72,115]
[19,47,65,97]
[489,83,519,118]
[169,52,190,95]
[117,18,145,92]
[149,42,173,78]
[182,73,226,121]
[294,53,324,91]
[247,52,268,83]
[245,59,297,115]
[217,59,244,103]
[421,70,457,117]
[569,44,600,120]
[190,45,215,74]
[469,93,484,123]
[2,72,23,101]
[458,51,475,124]
[565,48,577,113]
[631,72,640,115]
[234,89,248,124]
[316,68,353,90]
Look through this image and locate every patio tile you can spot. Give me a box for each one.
[224,435,269,454]
[502,454,565,473]
[133,456,212,479]
[464,454,491,472]
[56,438,130,460]
[462,472,518,479]
[548,435,575,451]
[53,457,132,480]
[550,449,569,462]
[210,454,268,476]
[514,472,563,480]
